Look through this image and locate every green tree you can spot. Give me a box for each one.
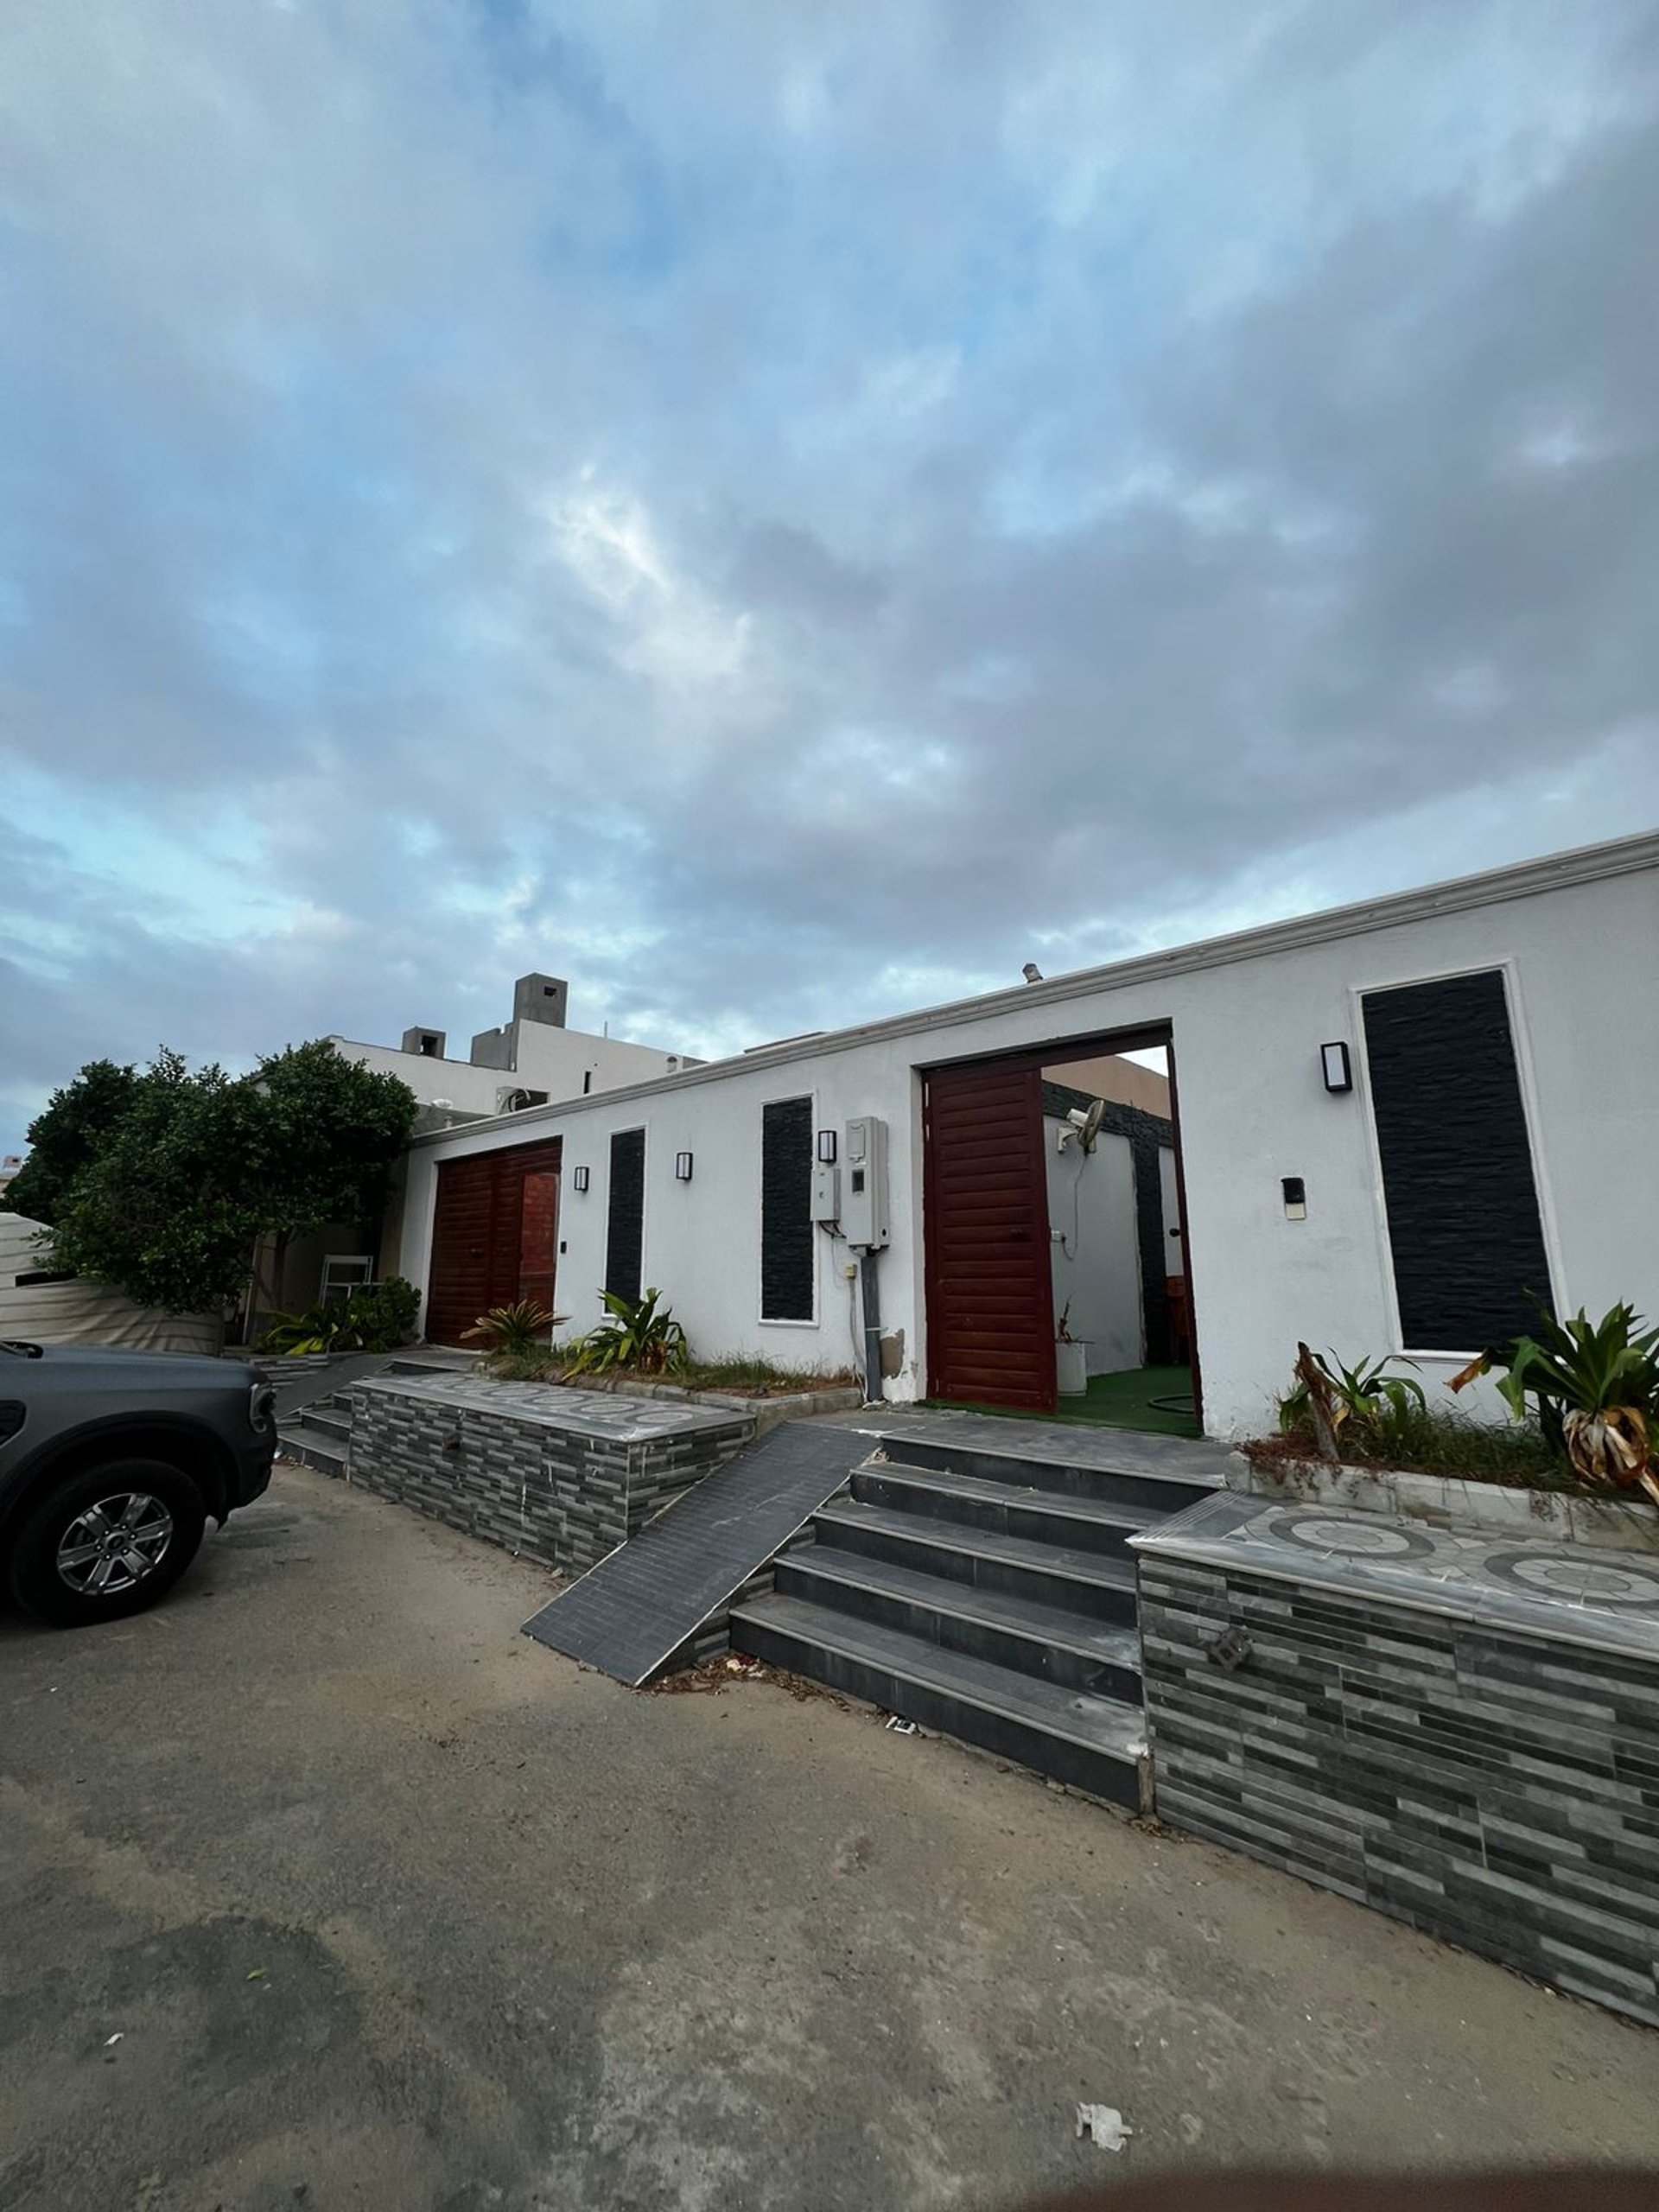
[47,1050,269,1313]
[34,1042,419,1320]
[4,1059,139,1226]
[248,1040,419,1312]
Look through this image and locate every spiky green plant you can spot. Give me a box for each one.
[461,1299,556,1358]
[1452,1303,1659,1503]
[563,1287,689,1377]
[1278,1346,1426,1456]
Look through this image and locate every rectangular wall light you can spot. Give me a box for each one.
[817,1129,837,1164]
[675,1151,695,1181]
[1321,1041,1353,1093]
[571,1166,590,1192]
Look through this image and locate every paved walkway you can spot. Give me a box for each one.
[3,1463,1656,2212]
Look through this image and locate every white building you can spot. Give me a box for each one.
[389,834,1659,1441]
[251,972,700,1326]
[331,969,699,1128]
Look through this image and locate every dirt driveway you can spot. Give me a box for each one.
[3,1463,1658,2211]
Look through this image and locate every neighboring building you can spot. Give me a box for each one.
[251,971,701,1330]
[0,1156,20,1204]
[0,1212,219,1355]
[389,833,1659,1440]
[331,971,701,1131]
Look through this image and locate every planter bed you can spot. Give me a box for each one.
[1232,1449,1659,1554]
[1135,1491,1659,2030]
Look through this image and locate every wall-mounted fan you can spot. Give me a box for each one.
[1058,1098,1104,1155]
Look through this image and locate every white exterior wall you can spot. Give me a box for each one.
[395,847,1659,1439]
[333,1027,691,1116]
[1046,1124,1142,1373]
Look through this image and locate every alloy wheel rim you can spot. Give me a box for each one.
[55,1492,174,1596]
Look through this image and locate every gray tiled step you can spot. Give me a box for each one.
[302,1404,351,1440]
[776,1543,1143,1698]
[812,1499,1139,1624]
[277,1421,347,1478]
[878,1421,1226,1515]
[730,1592,1147,1809]
[855,1460,1162,1558]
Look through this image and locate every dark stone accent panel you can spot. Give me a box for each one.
[1361,969,1553,1350]
[760,1096,814,1322]
[1042,1081,1177,1363]
[605,1128,645,1306]
[346,1382,749,1577]
[1139,1556,1659,2027]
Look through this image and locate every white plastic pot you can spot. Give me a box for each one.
[1055,1339,1090,1396]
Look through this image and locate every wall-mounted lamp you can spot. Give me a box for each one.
[571,1166,590,1192]
[817,1129,838,1165]
[675,1151,695,1182]
[1320,1041,1353,1094]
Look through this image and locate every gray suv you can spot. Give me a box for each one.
[0,1341,276,1627]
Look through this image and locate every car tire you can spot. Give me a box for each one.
[6,1459,207,1628]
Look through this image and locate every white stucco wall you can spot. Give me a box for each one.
[1046,1123,1142,1373]
[332,1027,693,1116]
[394,844,1659,1439]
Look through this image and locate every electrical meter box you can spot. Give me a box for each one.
[810,1163,841,1224]
[842,1116,890,1248]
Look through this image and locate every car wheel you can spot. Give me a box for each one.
[6,1459,207,1628]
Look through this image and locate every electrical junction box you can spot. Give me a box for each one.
[810,1163,841,1224]
[842,1116,891,1248]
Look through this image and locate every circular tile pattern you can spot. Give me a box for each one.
[1482,1548,1659,1612]
[1268,1513,1440,1562]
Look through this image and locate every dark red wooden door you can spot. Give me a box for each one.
[924,1059,1056,1412]
[427,1141,562,1345]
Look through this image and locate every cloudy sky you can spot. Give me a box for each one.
[3,1,1657,1154]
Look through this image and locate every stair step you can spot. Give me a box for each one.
[812,1499,1140,1624]
[778,1544,1142,1698]
[730,1593,1146,1809]
[855,1460,1162,1556]
[878,1427,1225,1514]
[302,1405,351,1440]
[278,1421,347,1478]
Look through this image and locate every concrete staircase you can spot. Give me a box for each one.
[730,1417,1228,1810]
[273,1350,480,1478]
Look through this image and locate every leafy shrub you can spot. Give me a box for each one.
[461,1300,556,1358]
[260,1276,421,1356]
[1452,1303,1659,1503]
[564,1287,689,1377]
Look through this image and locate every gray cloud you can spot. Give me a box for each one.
[3,0,1657,1151]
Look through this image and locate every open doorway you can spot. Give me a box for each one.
[1039,1042,1196,1436]
[921,1029,1198,1435]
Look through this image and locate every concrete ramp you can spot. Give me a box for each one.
[520,1420,876,1685]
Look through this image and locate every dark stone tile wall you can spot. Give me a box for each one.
[1139,1555,1659,2027]
[345,1384,751,1575]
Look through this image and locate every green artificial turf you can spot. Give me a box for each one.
[927,1364,1201,1439]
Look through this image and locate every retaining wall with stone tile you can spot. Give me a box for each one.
[1134,1492,1659,2029]
[344,1376,753,1575]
